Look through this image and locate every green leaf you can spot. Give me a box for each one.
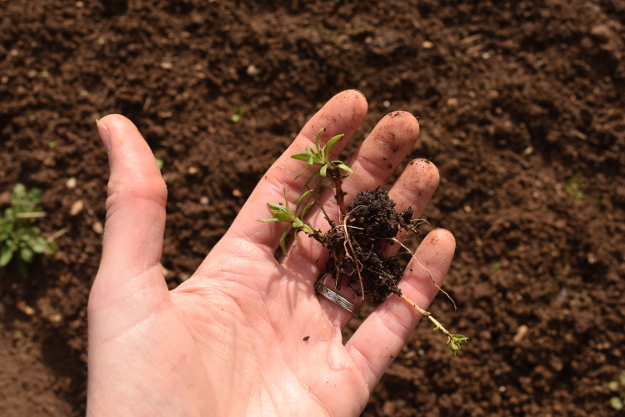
[291,153,312,162]
[319,164,328,177]
[294,190,313,216]
[20,247,33,263]
[12,184,27,202]
[29,236,50,253]
[294,165,310,180]
[0,245,15,267]
[301,224,314,235]
[279,227,290,255]
[28,187,43,203]
[300,200,315,219]
[611,397,624,411]
[292,218,304,228]
[336,163,353,173]
[323,133,345,160]
[258,218,280,223]
[314,128,324,153]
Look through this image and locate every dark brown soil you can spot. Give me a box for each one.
[322,187,413,303]
[1,0,624,416]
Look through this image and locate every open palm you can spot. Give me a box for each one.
[87,90,456,417]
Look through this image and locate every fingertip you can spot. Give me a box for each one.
[339,89,369,108]
[412,228,456,292]
[421,228,456,254]
[405,158,440,188]
[389,159,439,217]
[384,110,420,140]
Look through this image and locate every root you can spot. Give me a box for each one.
[391,238,457,311]
[342,212,365,301]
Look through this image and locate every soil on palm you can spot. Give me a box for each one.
[322,188,414,303]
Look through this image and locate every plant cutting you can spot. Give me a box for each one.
[260,128,467,356]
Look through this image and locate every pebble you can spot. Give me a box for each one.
[66,177,77,189]
[246,65,260,75]
[92,221,103,234]
[70,199,84,216]
[513,324,529,343]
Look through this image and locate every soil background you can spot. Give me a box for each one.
[1,0,625,416]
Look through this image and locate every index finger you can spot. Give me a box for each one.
[220,90,368,255]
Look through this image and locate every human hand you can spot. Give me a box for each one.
[87,90,456,417]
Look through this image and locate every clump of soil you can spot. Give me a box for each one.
[319,188,415,303]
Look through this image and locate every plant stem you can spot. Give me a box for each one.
[332,173,347,217]
[398,294,465,348]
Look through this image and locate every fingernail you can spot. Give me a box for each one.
[96,119,111,152]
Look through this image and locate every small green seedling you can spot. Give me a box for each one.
[231,106,245,123]
[154,153,164,170]
[259,188,315,254]
[609,372,625,410]
[565,172,585,200]
[0,184,57,278]
[259,129,467,357]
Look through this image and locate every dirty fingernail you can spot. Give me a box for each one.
[96,119,111,152]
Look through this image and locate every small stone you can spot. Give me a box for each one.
[160,62,173,69]
[187,166,199,175]
[232,189,243,198]
[246,65,260,76]
[66,177,77,189]
[447,97,459,107]
[383,100,390,108]
[70,200,84,216]
[590,25,611,43]
[199,196,210,205]
[75,1,84,7]
[422,40,434,49]
[92,221,104,234]
[463,205,472,213]
[50,313,63,323]
[1,76,8,84]
[16,300,35,316]
[513,324,529,343]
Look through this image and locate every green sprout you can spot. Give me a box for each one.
[291,128,352,189]
[154,153,164,170]
[231,106,245,123]
[0,184,57,278]
[609,372,625,410]
[258,188,316,254]
[565,172,585,200]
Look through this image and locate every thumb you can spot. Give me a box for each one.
[90,115,169,311]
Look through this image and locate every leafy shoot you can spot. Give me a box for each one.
[291,128,352,189]
[258,188,316,254]
[0,184,57,278]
